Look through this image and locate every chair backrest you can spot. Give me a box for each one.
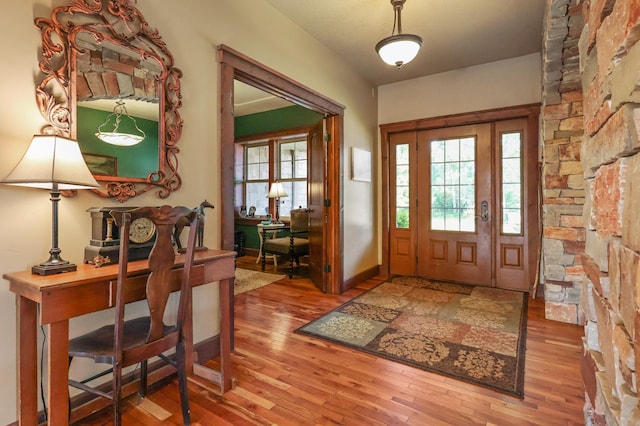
[290,208,309,235]
[110,206,200,348]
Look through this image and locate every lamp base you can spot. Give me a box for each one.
[32,261,77,276]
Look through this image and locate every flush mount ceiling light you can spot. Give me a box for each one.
[95,99,146,146]
[375,0,423,68]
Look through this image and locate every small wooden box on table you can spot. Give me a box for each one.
[3,249,236,426]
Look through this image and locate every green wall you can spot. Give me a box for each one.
[234,105,322,138]
[77,106,159,178]
[234,105,321,250]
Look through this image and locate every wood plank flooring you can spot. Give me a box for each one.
[80,256,585,425]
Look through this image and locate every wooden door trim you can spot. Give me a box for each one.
[218,45,344,294]
[379,103,541,279]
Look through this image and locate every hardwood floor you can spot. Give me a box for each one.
[80,256,585,425]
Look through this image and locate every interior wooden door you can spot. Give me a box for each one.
[416,124,493,286]
[307,119,327,291]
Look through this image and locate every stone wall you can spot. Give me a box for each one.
[74,41,160,103]
[541,0,586,324]
[578,0,640,423]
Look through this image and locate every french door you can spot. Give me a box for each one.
[417,124,493,285]
[388,115,538,291]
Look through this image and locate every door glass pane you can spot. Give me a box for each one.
[430,138,475,232]
[501,132,522,234]
[431,163,444,185]
[395,144,410,228]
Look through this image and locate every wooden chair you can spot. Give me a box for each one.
[261,208,309,278]
[68,205,200,425]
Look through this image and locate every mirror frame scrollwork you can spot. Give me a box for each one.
[35,0,183,202]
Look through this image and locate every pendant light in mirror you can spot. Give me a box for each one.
[95,100,146,146]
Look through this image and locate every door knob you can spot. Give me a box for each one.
[475,201,489,221]
[479,200,489,222]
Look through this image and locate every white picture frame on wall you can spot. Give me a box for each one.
[351,147,371,182]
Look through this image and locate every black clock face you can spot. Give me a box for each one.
[129,217,156,244]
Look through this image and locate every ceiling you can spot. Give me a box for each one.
[235,0,547,115]
[264,0,546,87]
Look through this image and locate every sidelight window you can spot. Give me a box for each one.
[500,132,523,234]
[395,144,410,228]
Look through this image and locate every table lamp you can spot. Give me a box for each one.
[1,135,100,275]
[266,181,288,223]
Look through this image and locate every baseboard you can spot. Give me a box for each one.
[342,264,380,292]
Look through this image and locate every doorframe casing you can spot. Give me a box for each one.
[218,45,345,294]
[379,104,541,280]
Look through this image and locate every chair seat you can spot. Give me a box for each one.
[263,237,309,256]
[69,317,175,364]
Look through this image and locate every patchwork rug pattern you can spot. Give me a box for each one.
[295,276,528,397]
[234,268,284,295]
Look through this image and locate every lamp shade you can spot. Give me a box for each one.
[267,181,288,199]
[1,135,99,190]
[375,34,423,67]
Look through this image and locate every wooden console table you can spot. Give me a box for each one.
[3,249,236,426]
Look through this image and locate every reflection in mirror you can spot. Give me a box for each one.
[78,99,159,178]
[35,0,183,202]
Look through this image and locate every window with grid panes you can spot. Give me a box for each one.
[244,144,269,216]
[278,140,307,217]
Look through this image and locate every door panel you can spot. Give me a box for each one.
[493,119,534,291]
[307,120,326,291]
[416,124,493,286]
[389,131,416,276]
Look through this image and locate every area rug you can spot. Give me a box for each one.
[295,276,528,397]
[234,268,285,295]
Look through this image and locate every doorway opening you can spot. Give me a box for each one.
[218,45,345,294]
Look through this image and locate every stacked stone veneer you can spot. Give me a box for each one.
[74,41,160,103]
[577,0,640,423]
[542,0,587,324]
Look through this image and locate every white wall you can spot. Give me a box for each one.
[376,54,542,262]
[0,0,377,422]
[378,53,542,124]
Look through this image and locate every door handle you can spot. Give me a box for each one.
[478,200,489,222]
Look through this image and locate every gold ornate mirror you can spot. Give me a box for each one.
[35,0,183,202]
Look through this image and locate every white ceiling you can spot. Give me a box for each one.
[236,0,546,115]
[264,0,546,86]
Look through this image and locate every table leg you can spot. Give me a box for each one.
[47,320,69,425]
[191,277,234,392]
[17,295,37,426]
[219,277,233,392]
